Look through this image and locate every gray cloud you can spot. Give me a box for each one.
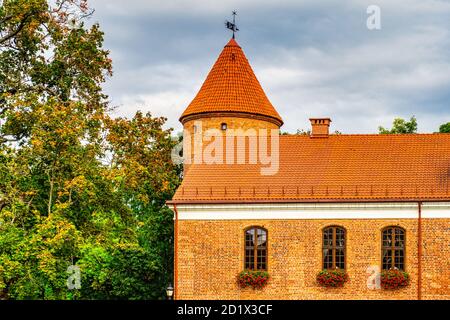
[89,0,450,134]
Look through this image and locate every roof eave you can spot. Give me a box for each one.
[167,197,450,205]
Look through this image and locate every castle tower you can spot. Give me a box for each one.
[180,38,283,165]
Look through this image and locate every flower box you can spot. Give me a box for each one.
[317,269,349,288]
[237,270,270,289]
[381,269,410,289]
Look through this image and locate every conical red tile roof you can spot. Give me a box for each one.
[180,38,283,125]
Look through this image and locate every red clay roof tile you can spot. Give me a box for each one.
[173,133,450,202]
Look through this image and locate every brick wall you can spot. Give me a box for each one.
[176,219,450,300]
[421,219,450,299]
[183,115,280,171]
[184,115,279,133]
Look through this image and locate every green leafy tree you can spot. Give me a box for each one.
[1,0,111,144]
[0,0,180,300]
[439,122,450,133]
[378,116,418,134]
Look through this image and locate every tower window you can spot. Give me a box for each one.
[221,123,227,131]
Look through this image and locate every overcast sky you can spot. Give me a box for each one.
[89,0,450,134]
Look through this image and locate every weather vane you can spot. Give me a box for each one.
[225,11,239,39]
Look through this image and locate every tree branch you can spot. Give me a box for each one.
[0,15,14,25]
[0,12,33,45]
[47,167,55,215]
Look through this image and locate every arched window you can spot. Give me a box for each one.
[244,227,267,271]
[322,226,346,270]
[382,226,405,271]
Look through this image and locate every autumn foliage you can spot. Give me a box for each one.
[0,1,180,299]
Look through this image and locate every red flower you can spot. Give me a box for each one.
[381,270,410,290]
[317,269,349,288]
[237,270,270,289]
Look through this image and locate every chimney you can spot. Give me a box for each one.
[309,118,332,138]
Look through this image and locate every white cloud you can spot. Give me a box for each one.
[110,90,191,133]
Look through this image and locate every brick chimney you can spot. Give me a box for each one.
[309,118,332,138]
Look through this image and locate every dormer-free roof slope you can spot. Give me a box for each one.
[172,133,450,203]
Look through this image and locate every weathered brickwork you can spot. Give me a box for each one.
[176,219,450,300]
[421,219,450,299]
[183,115,279,171]
[184,115,279,134]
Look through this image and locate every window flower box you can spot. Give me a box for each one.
[237,270,270,289]
[381,269,410,290]
[317,269,349,288]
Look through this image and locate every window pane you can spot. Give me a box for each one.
[395,229,405,248]
[382,229,392,248]
[245,229,255,270]
[257,248,266,270]
[245,229,255,247]
[382,249,391,270]
[245,249,254,270]
[336,228,345,248]
[394,249,404,270]
[257,229,267,247]
[336,248,345,269]
[323,228,333,247]
[323,249,333,269]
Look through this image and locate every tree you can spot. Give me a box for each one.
[104,112,181,298]
[378,116,417,134]
[1,0,111,144]
[0,0,180,300]
[439,122,450,133]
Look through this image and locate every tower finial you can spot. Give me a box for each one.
[225,11,239,39]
